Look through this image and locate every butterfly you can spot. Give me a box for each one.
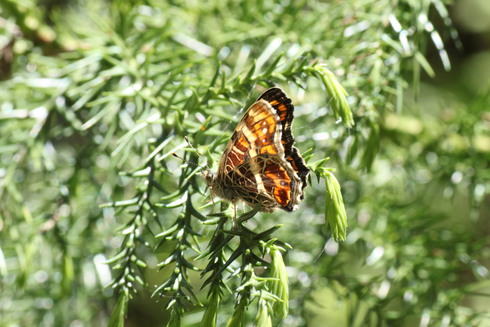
[203,87,309,213]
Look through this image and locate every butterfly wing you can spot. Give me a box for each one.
[257,88,310,195]
[218,99,282,176]
[216,95,306,212]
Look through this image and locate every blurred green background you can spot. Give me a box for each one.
[1,0,489,326]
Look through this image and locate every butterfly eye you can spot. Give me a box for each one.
[202,171,215,183]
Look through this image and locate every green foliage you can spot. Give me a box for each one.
[108,291,129,327]
[1,0,489,326]
[312,161,348,242]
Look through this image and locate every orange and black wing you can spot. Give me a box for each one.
[257,88,310,195]
[218,99,282,175]
[217,99,303,211]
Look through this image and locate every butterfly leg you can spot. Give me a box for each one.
[232,203,238,228]
[209,196,216,214]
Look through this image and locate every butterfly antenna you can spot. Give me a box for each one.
[171,136,210,172]
[184,136,202,157]
[170,152,198,167]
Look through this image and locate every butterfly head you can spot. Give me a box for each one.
[202,169,237,203]
[202,169,215,186]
